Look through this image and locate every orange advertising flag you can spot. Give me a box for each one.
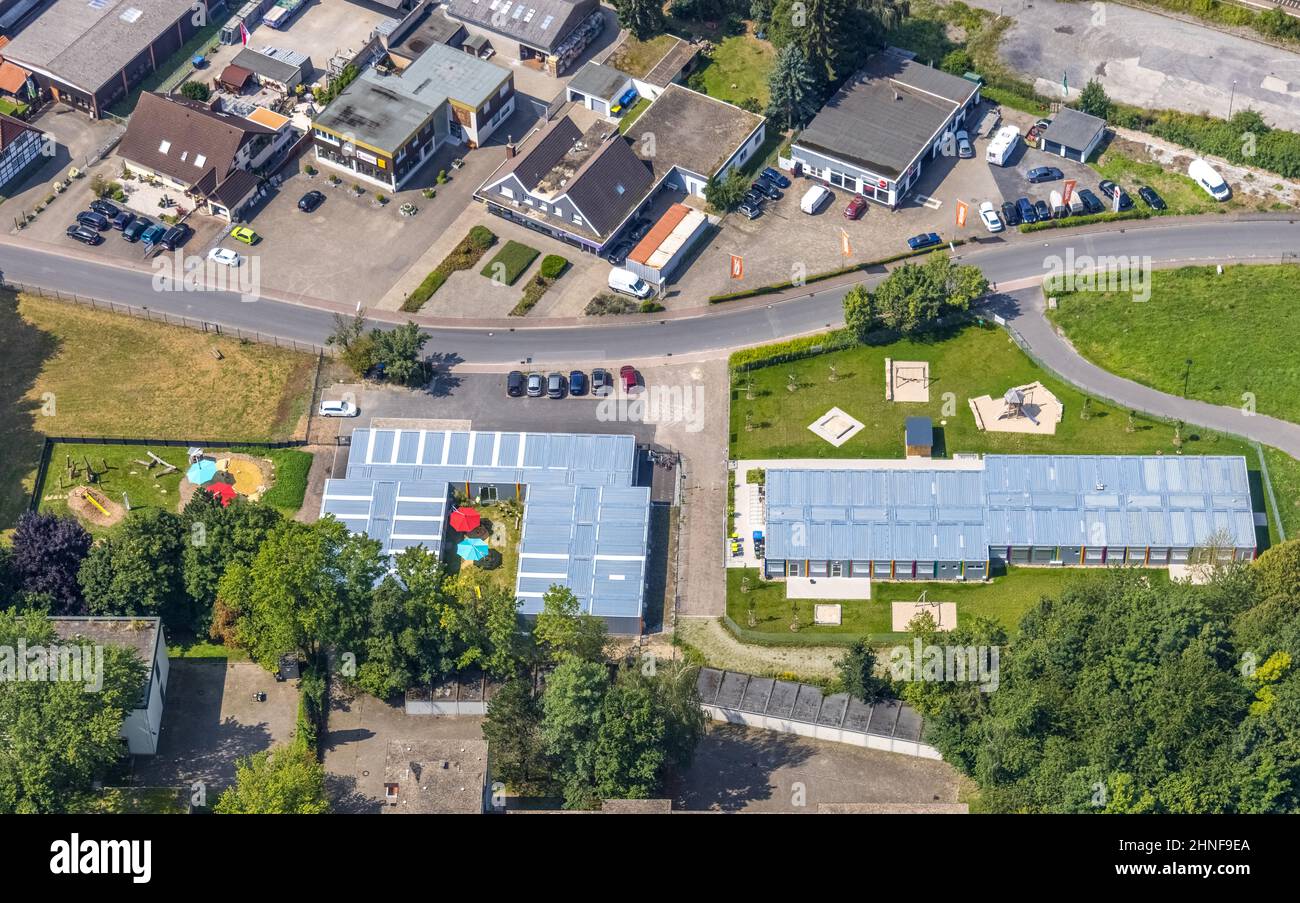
[1062,179,1077,208]
[840,228,852,257]
[730,254,744,279]
[955,199,969,228]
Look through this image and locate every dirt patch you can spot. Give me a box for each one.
[675,617,844,681]
[64,485,126,528]
[176,452,276,510]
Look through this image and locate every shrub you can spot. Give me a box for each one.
[639,299,665,312]
[401,227,498,312]
[479,240,539,285]
[1019,209,1153,233]
[539,254,569,280]
[729,329,857,372]
[510,256,570,316]
[179,81,210,102]
[584,292,640,316]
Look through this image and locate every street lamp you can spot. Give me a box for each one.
[1228,80,1237,119]
[1183,359,1193,397]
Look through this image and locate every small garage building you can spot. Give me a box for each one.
[1039,106,1106,162]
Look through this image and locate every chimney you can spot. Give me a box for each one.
[505,135,516,159]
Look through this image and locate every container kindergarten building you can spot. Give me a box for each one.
[320,428,651,634]
[624,202,709,287]
[760,454,1257,581]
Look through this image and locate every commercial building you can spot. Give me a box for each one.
[311,42,514,190]
[1039,106,1107,162]
[759,454,1257,581]
[443,0,603,76]
[320,427,652,635]
[50,616,168,756]
[0,110,43,190]
[382,0,468,68]
[624,202,709,287]
[2,0,216,118]
[382,739,488,813]
[117,91,295,220]
[789,51,981,208]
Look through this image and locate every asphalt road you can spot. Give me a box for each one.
[3,218,1297,368]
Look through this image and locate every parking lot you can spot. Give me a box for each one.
[986,107,1104,216]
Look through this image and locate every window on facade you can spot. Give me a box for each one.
[479,486,498,502]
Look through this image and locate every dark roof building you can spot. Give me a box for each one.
[384,0,468,66]
[624,83,766,192]
[791,51,981,209]
[444,0,603,75]
[2,0,212,118]
[565,60,633,115]
[905,416,934,456]
[1040,106,1107,162]
[230,47,312,91]
[382,739,488,814]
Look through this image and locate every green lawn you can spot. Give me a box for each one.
[37,443,188,535]
[438,500,522,594]
[618,97,651,134]
[83,787,189,814]
[480,240,539,286]
[730,322,1253,460]
[1263,446,1300,540]
[606,33,679,79]
[727,566,1172,643]
[692,34,775,107]
[234,447,313,517]
[1092,149,1260,215]
[1046,265,1300,425]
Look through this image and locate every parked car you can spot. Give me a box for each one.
[546,372,565,399]
[619,365,637,392]
[1034,118,1052,132]
[1077,188,1104,214]
[1033,199,1051,220]
[569,370,587,396]
[298,190,325,212]
[65,224,102,245]
[606,239,634,267]
[843,194,868,220]
[955,129,973,158]
[526,372,544,397]
[207,247,242,267]
[800,184,831,214]
[1016,197,1037,224]
[230,225,259,244]
[89,199,119,218]
[1188,158,1230,201]
[318,399,357,417]
[906,232,941,251]
[627,217,653,242]
[608,267,652,299]
[761,166,791,189]
[978,200,1004,232]
[751,179,781,201]
[737,199,762,220]
[1098,180,1133,210]
[1000,200,1021,227]
[140,223,168,246]
[111,211,135,231]
[507,370,525,397]
[592,368,612,395]
[159,223,192,251]
[1027,166,1063,183]
[76,210,111,231]
[1049,190,1068,219]
[742,189,765,208]
[1137,186,1166,210]
[123,217,152,242]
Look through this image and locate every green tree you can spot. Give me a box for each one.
[940,49,974,76]
[482,677,552,796]
[439,574,526,675]
[214,745,330,814]
[704,167,751,213]
[769,0,906,82]
[179,81,210,102]
[1077,78,1112,122]
[612,0,666,40]
[326,312,377,378]
[370,321,429,387]
[1251,539,1300,601]
[0,611,147,813]
[842,283,878,339]
[837,639,892,703]
[593,667,666,800]
[849,255,988,336]
[533,584,607,663]
[218,518,384,671]
[540,657,610,809]
[78,509,186,625]
[356,547,453,697]
[766,43,821,129]
[180,493,282,628]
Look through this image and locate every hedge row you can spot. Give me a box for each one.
[480,240,539,285]
[708,241,967,304]
[295,665,327,757]
[401,225,496,312]
[1018,208,1153,233]
[729,328,858,372]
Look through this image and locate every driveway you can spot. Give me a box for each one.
[133,660,299,802]
[0,104,122,216]
[667,722,961,812]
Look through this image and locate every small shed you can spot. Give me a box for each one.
[566,61,634,117]
[218,63,254,93]
[904,416,933,458]
[1040,107,1106,162]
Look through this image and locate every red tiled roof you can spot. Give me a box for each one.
[628,203,690,266]
[0,59,30,95]
[0,110,38,154]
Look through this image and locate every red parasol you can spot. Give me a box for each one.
[206,482,237,507]
[448,507,481,532]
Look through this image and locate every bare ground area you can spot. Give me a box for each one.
[675,617,845,681]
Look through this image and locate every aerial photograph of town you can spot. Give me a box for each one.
[0,0,1294,881]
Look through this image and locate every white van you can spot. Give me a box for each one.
[1049,189,1066,219]
[800,184,831,214]
[608,267,652,299]
[985,125,1020,166]
[1188,158,1231,201]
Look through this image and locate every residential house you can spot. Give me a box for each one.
[0,109,41,189]
[443,0,603,75]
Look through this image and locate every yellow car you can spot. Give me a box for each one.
[230,226,260,245]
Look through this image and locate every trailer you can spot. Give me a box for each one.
[264,0,305,29]
[985,125,1020,167]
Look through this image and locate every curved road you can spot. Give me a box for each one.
[3,217,1300,454]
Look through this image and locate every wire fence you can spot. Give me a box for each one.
[4,278,330,355]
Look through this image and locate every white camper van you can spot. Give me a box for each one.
[1188,158,1231,201]
[608,267,652,299]
[985,125,1020,167]
[800,184,832,214]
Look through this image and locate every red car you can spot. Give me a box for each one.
[620,365,637,392]
[843,195,868,219]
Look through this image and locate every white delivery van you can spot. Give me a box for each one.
[1188,158,1231,201]
[608,267,653,299]
[1049,189,1066,219]
[1068,190,1085,215]
[800,184,832,214]
[985,125,1020,166]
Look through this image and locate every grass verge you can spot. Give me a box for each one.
[401,226,496,312]
[480,240,539,286]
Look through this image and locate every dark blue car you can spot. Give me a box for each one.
[761,166,791,189]
[906,232,941,251]
[569,370,587,396]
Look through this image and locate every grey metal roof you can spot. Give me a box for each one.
[231,48,304,85]
[321,428,648,623]
[567,61,631,102]
[763,455,1255,563]
[1042,106,1106,152]
[796,56,979,180]
[444,0,598,53]
[2,0,196,93]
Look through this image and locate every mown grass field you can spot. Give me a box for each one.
[729,322,1254,461]
[1263,446,1300,540]
[1047,265,1300,425]
[692,34,775,107]
[0,291,316,528]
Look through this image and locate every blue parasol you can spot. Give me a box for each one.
[186,459,217,484]
[456,537,490,561]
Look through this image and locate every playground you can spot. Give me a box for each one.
[885,359,931,403]
[968,381,1064,435]
[437,499,522,595]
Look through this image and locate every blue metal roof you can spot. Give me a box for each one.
[321,429,649,625]
[764,455,1256,562]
